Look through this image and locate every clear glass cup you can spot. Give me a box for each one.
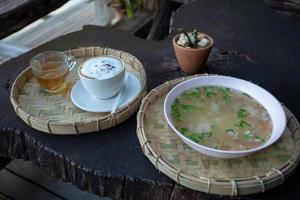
[30,51,76,93]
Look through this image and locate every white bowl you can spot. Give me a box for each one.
[163,75,286,158]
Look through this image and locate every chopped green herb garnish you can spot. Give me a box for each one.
[180,128,189,135]
[183,91,192,100]
[268,131,272,138]
[237,108,249,119]
[189,132,213,143]
[235,120,251,129]
[242,92,251,98]
[174,98,180,105]
[226,128,234,133]
[181,104,193,113]
[183,89,200,100]
[210,123,218,129]
[223,93,231,102]
[203,86,217,98]
[189,133,203,143]
[171,98,182,121]
[201,131,213,138]
[243,131,253,140]
[218,87,231,102]
[171,105,181,120]
[255,136,265,143]
[243,135,252,140]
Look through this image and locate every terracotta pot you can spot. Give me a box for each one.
[172,32,214,74]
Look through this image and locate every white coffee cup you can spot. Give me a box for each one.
[78,56,125,99]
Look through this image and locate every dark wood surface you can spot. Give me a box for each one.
[0,0,300,199]
[0,157,10,169]
[264,0,300,22]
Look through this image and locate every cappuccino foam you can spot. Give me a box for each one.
[80,57,123,79]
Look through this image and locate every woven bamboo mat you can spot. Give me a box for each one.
[136,74,300,196]
[10,47,147,134]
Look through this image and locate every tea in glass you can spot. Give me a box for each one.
[30,51,76,93]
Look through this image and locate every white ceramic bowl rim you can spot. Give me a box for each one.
[163,75,286,155]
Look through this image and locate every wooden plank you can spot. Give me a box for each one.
[5,159,106,200]
[171,0,191,3]
[264,0,300,13]
[0,0,29,15]
[264,0,300,21]
[113,10,154,33]
[0,0,68,39]
[0,42,29,65]
[0,168,62,200]
[0,192,12,200]
[2,0,97,49]
[0,157,10,169]
[0,55,10,65]
[3,0,155,49]
[94,0,113,26]
[0,41,29,57]
[142,0,158,11]
[147,0,172,40]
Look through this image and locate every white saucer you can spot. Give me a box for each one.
[71,73,142,113]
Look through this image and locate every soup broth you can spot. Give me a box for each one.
[171,86,272,151]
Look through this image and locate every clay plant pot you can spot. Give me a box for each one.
[173,32,214,74]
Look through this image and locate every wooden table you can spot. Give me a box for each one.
[1,0,300,199]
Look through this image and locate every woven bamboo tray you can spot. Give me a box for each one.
[136,74,300,196]
[10,47,147,135]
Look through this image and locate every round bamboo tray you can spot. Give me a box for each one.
[136,74,300,196]
[10,47,147,135]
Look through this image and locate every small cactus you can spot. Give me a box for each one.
[177,28,210,48]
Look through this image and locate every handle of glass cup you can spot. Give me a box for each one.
[67,56,77,71]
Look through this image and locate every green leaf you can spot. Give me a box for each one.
[255,136,265,143]
[235,120,251,129]
[183,91,192,99]
[237,108,250,118]
[226,128,234,132]
[124,0,133,17]
[243,131,253,140]
[189,132,213,143]
[268,131,272,138]
[133,0,142,7]
[180,128,189,135]
[181,104,193,113]
[171,104,181,120]
[244,135,252,140]
[202,131,213,138]
[218,87,231,102]
[223,93,231,102]
[183,89,200,99]
[210,123,218,129]
[242,92,251,98]
[171,99,181,120]
[203,86,217,98]
[189,133,203,143]
[174,98,180,105]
